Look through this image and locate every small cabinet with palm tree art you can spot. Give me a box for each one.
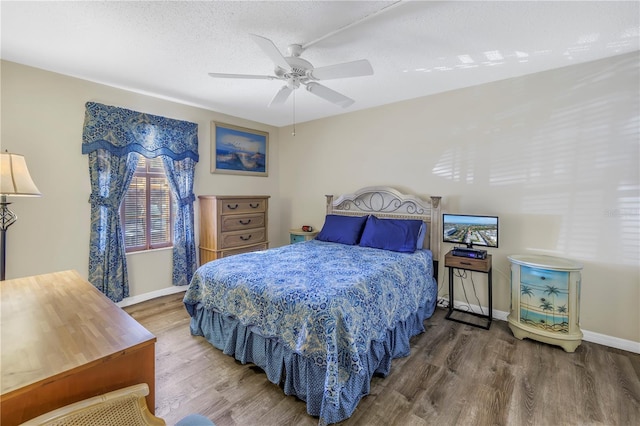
[507,254,583,352]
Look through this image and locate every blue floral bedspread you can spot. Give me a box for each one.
[183,239,436,409]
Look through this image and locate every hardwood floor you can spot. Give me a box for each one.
[124,293,640,425]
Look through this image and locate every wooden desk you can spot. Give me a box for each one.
[0,270,156,425]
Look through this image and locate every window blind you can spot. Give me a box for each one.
[122,157,172,251]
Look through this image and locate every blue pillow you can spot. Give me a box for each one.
[359,216,424,253]
[316,214,368,245]
[416,222,427,249]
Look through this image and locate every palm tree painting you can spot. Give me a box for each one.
[544,285,560,326]
[556,304,569,333]
[539,298,554,328]
[518,266,570,332]
[521,285,534,321]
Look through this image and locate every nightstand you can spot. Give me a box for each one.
[289,229,319,244]
[444,250,493,329]
[507,254,583,352]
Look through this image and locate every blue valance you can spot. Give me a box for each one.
[82,102,199,162]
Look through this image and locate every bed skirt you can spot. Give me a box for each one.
[187,298,436,424]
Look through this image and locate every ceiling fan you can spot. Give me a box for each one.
[208,34,374,108]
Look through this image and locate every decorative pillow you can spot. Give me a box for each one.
[416,222,427,249]
[315,214,368,245]
[359,215,424,253]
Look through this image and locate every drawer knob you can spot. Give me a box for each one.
[250,203,259,208]
[239,219,252,225]
[227,204,239,210]
[240,235,252,241]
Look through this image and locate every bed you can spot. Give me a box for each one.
[184,186,442,424]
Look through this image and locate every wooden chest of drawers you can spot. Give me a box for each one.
[198,195,269,264]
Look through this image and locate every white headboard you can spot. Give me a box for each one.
[325,186,442,260]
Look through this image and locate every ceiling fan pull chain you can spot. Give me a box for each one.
[292,90,296,136]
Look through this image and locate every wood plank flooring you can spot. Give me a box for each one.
[124,293,640,425]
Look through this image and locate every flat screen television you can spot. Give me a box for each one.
[443,214,499,249]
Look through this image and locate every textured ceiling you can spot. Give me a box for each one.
[1,1,638,127]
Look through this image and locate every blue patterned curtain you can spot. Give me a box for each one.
[86,151,140,301]
[162,156,198,285]
[82,102,199,301]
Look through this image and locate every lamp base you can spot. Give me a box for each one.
[1,197,17,231]
[1,228,5,281]
[0,196,17,281]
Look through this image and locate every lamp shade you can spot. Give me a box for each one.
[0,152,42,197]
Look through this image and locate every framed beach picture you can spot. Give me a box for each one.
[211,122,268,176]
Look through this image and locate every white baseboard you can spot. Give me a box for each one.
[442,298,640,354]
[116,285,187,308]
[581,329,640,354]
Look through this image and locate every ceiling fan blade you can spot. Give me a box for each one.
[250,34,291,71]
[305,82,354,108]
[309,59,374,81]
[208,72,277,80]
[269,85,293,107]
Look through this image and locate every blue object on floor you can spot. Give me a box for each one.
[175,414,216,426]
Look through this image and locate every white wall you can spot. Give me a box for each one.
[278,52,639,344]
[1,60,281,297]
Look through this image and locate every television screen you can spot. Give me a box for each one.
[443,214,499,248]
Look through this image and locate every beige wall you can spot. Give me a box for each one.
[1,60,281,297]
[2,51,638,346]
[278,52,639,344]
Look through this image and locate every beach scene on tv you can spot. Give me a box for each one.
[216,127,266,173]
[443,214,498,248]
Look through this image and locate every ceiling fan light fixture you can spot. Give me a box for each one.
[287,78,300,90]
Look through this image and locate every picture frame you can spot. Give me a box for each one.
[211,121,268,176]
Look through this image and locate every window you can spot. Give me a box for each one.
[121,156,173,252]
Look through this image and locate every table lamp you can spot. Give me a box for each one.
[0,151,42,280]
